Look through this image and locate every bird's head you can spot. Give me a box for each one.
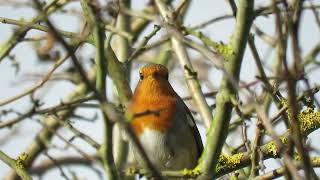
[138,64,169,81]
[133,64,175,99]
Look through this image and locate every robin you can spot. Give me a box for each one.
[126,64,203,172]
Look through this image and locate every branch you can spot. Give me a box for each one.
[0,0,70,62]
[255,157,320,180]
[0,16,79,39]
[5,69,96,180]
[29,155,98,175]
[0,53,70,106]
[80,1,119,179]
[0,151,32,180]
[128,24,161,62]
[0,95,95,129]
[0,17,132,44]
[155,0,213,128]
[199,0,254,178]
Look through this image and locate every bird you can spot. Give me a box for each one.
[126,63,203,172]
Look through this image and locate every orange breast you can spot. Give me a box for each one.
[130,96,177,135]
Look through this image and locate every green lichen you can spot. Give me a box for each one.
[124,110,134,122]
[216,43,233,59]
[205,39,233,59]
[200,35,233,58]
[182,27,233,59]
[216,153,244,173]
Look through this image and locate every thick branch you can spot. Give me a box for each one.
[198,0,254,179]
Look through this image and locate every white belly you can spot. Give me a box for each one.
[134,127,198,170]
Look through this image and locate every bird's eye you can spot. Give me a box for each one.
[165,74,168,80]
[153,72,159,77]
[139,73,144,80]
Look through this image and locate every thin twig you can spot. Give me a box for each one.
[155,0,213,128]
[43,151,70,180]
[0,53,70,106]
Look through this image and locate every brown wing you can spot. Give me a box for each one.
[181,99,204,157]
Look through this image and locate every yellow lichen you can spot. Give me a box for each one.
[298,108,320,134]
[216,153,244,173]
[280,97,288,106]
[279,136,288,144]
[181,167,200,178]
[312,157,320,164]
[181,168,189,175]
[265,141,278,156]
[280,98,293,120]
[279,98,320,134]
[126,167,138,175]
[293,154,301,161]
[192,163,202,175]
[228,153,243,166]
[15,152,28,170]
[230,175,239,180]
